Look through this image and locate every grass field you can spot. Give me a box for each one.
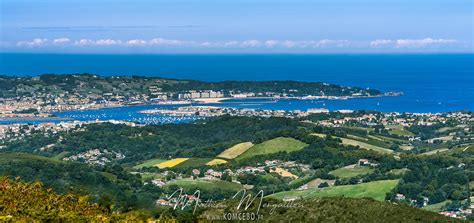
[174,158,213,168]
[139,172,165,181]
[206,158,228,166]
[305,178,336,189]
[166,179,243,192]
[329,165,374,179]
[436,125,466,133]
[156,158,189,168]
[421,148,449,155]
[435,144,473,156]
[346,134,369,141]
[423,200,450,212]
[311,133,393,154]
[375,135,409,144]
[340,138,393,153]
[51,151,69,161]
[268,179,399,201]
[0,152,61,163]
[133,158,166,169]
[289,175,317,188]
[217,142,254,159]
[236,137,308,160]
[387,125,415,136]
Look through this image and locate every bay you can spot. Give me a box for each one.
[1,53,473,124]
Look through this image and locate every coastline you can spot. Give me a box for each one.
[0,117,73,121]
[192,93,401,104]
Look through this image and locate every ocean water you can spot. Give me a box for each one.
[0,54,473,117]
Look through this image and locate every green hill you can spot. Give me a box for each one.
[0,153,138,210]
[132,158,166,169]
[268,179,399,201]
[329,165,375,178]
[312,133,393,154]
[0,177,144,222]
[173,158,214,168]
[236,137,308,160]
[217,142,254,159]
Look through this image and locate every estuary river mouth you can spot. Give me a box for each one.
[1,95,470,125]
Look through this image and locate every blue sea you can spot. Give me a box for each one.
[1,53,473,124]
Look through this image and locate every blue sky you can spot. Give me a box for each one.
[1,0,472,53]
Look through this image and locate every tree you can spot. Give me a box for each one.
[221,172,232,182]
[318,182,329,188]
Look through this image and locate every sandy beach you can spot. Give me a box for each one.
[192,97,232,103]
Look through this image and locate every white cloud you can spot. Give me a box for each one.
[200,41,216,47]
[396,38,456,47]
[281,41,297,48]
[370,39,392,46]
[13,37,460,50]
[53,38,71,44]
[75,39,95,46]
[149,38,185,46]
[95,39,122,45]
[240,40,261,47]
[315,39,350,47]
[126,39,147,46]
[264,40,279,48]
[224,41,239,47]
[16,38,48,47]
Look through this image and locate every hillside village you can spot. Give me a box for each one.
[0,74,385,119]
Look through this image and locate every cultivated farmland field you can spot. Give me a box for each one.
[174,158,213,168]
[387,124,415,136]
[156,158,189,168]
[268,179,399,201]
[339,138,393,154]
[423,200,451,212]
[329,165,374,178]
[271,167,298,179]
[217,142,254,159]
[133,158,166,169]
[236,137,308,160]
[206,158,228,166]
[311,133,393,154]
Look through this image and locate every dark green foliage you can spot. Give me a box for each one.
[0,177,147,222]
[389,155,471,206]
[0,153,153,212]
[5,116,300,164]
[0,74,381,98]
[199,197,462,222]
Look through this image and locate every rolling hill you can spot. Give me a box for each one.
[268,179,399,201]
[329,165,375,179]
[217,142,254,159]
[236,137,308,160]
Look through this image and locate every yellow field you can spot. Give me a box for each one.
[217,142,254,159]
[206,159,228,166]
[156,158,189,168]
[271,167,298,179]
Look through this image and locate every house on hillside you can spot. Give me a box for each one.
[358,159,369,166]
[192,169,201,175]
